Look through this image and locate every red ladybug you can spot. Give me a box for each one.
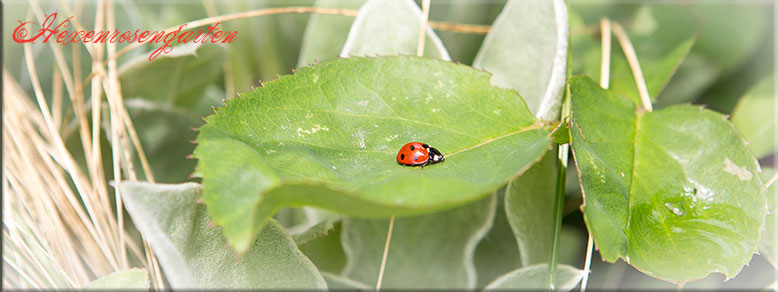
[396,142,444,167]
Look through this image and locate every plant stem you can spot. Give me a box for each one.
[546,147,568,290]
[375,216,395,290]
[611,22,652,112]
[547,87,572,290]
[417,0,431,56]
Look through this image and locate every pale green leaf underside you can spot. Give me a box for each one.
[473,0,568,121]
[297,0,365,67]
[569,76,767,281]
[340,0,450,60]
[119,182,326,289]
[194,56,550,252]
[760,168,777,270]
[483,263,584,291]
[732,75,776,159]
[505,150,557,267]
[341,195,495,289]
[85,269,149,289]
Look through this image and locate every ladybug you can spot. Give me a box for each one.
[396,142,444,167]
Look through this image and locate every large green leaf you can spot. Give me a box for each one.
[731,76,776,159]
[339,0,450,60]
[505,150,557,266]
[85,269,149,289]
[193,56,551,252]
[340,195,496,289]
[569,76,767,281]
[297,0,365,67]
[483,263,584,291]
[119,182,326,289]
[473,0,568,121]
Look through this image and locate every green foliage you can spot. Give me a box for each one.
[761,168,777,270]
[732,76,776,159]
[505,151,557,266]
[339,0,450,59]
[119,182,326,289]
[569,76,767,281]
[570,6,695,105]
[483,263,584,290]
[297,0,366,67]
[193,56,550,252]
[340,196,495,289]
[85,269,149,289]
[117,43,227,183]
[473,0,568,121]
[473,192,522,287]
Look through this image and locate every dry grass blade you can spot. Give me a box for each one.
[3,69,147,289]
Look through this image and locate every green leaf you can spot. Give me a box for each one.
[569,76,767,281]
[761,168,777,270]
[299,222,347,274]
[341,195,496,289]
[289,209,341,245]
[297,0,366,67]
[119,181,326,289]
[505,150,557,266]
[731,76,776,159]
[473,192,521,288]
[691,3,769,74]
[193,56,551,252]
[473,0,568,121]
[483,263,584,291]
[119,43,227,110]
[85,268,149,289]
[117,43,226,183]
[121,98,204,183]
[340,0,450,60]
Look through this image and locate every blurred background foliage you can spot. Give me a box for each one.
[3,0,775,289]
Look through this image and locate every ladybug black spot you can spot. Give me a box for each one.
[409,145,415,151]
[414,155,419,161]
[400,154,405,160]
[422,144,429,149]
